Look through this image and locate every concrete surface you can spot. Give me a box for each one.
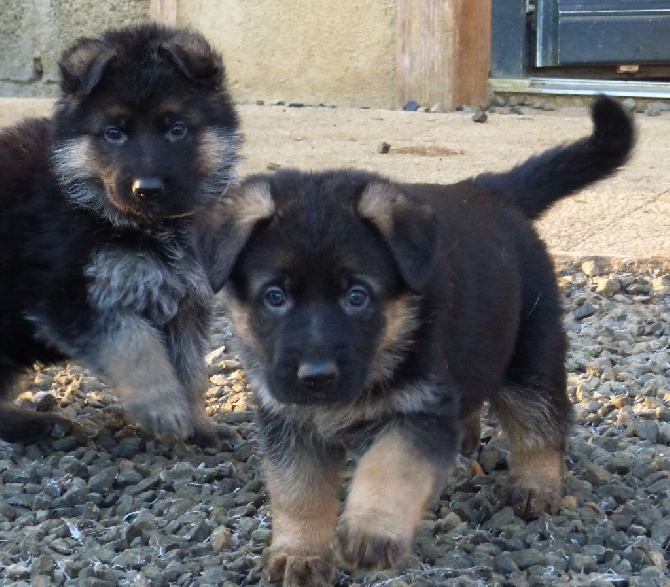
[1,97,668,259]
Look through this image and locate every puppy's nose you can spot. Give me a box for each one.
[132,178,164,199]
[297,360,338,389]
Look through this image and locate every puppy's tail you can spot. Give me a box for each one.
[473,95,634,220]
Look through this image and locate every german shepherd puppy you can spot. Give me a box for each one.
[197,96,633,585]
[0,24,239,445]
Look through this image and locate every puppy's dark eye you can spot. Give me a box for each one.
[167,122,188,141]
[344,286,369,310]
[104,126,126,144]
[264,286,287,309]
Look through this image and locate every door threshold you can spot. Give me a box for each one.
[489,77,670,99]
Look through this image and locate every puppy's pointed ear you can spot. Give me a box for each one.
[158,33,223,86]
[358,182,438,292]
[59,39,116,96]
[195,181,275,292]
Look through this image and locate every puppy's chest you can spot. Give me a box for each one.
[84,243,211,325]
[279,380,445,443]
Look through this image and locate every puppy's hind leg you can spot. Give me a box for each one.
[0,368,71,443]
[492,306,573,519]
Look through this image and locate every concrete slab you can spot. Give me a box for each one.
[1,98,667,259]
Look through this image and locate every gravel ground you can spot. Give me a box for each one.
[0,257,669,587]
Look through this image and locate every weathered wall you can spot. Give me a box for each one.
[0,0,150,97]
[178,0,398,108]
[0,1,488,109]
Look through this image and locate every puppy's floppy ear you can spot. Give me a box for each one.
[195,180,275,292]
[59,39,117,96]
[158,31,223,86]
[358,182,438,292]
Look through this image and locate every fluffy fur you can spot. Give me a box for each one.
[197,96,634,585]
[0,23,239,444]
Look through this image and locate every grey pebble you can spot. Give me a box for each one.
[472,111,488,123]
[377,141,391,154]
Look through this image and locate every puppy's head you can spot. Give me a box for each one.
[52,24,239,227]
[197,170,438,408]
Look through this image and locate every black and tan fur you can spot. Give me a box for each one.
[197,96,634,585]
[0,24,239,444]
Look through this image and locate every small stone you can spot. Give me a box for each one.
[595,277,621,297]
[621,98,637,112]
[456,104,473,112]
[31,554,55,577]
[429,103,444,113]
[627,420,659,443]
[403,100,419,111]
[581,258,608,277]
[288,102,305,108]
[88,469,116,494]
[509,105,523,115]
[645,103,662,117]
[33,391,58,411]
[417,106,429,112]
[583,462,613,487]
[530,99,545,109]
[186,519,211,542]
[255,99,264,105]
[472,111,488,123]
[494,552,519,574]
[569,553,598,573]
[5,562,30,579]
[574,303,596,320]
[211,526,235,552]
[266,162,281,171]
[485,506,517,530]
[510,548,546,569]
[377,141,391,154]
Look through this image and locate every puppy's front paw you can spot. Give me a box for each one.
[335,513,408,571]
[263,550,334,587]
[125,395,192,440]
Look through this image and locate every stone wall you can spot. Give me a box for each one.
[0,0,150,97]
[0,0,399,106]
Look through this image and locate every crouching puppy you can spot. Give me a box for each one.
[197,96,633,585]
[0,24,240,445]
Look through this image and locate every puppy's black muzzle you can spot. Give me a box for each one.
[132,178,164,200]
[297,359,339,392]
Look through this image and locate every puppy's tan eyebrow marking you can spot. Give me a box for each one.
[101,105,133,119]
[351,274,382,294]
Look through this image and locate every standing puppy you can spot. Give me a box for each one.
[198,97,633,586]
[0,24,239,444]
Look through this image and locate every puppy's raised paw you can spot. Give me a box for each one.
[335,513,408,571]
[263,550,334,587]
